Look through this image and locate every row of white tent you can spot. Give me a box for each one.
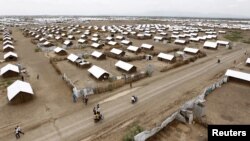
[1,28,33,104]
[2,29,19,61]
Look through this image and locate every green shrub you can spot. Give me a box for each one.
[6,80,14,85]
[35,48,41,52]
[123,124,144,141]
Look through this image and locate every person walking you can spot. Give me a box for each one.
[15,127,20,139]
[72,93,77,103]
[93,107,96,115]
[96,104,100,114]
[84,95,88,105]
[37,74,39,80]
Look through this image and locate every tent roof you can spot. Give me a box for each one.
[246,58,250,64]
[54,47,66,53]
[110,48,123,55]
[91,51,103,58]
[154,36,163,40]
[0,64,19,75]
[127,46,139,52]
[67,54,79,62]
[174,39,186,44]
[203,41,218,48]
[3,44,15,50]
[91,43,101,48]
[184,47,199,54]
[4,52,18,59]
[91,37,99,41]
[43,41,51,45]
[7,80,34,101]
[106,36,113,40]
[121,40,131,44]
[64,40,72,45]
[115,60,134,71]
[216,40,229,45]
[225,69,250,82]
[108,41,118,46]
[3,40,13,45]
[141,43,153,49]
[88,65,109,79]
[158,53,174,61]
[78,39,86,43]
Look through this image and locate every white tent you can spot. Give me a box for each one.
[246,58,250,65]
[78,39,86,44]
[91,51,104,59]
[53,47,67,55]
[67,35,75,40]
[91,43,102,48]
[64,40,72,46]
[127,46,140,52]
[0,64,19,76]
[3,44,15,50]
[43,41,52,46]
[4,52,18,60]
[203,41,218,49]
[67,54,80,63]
[174,39,186,44]
[108,41,118,46]
[121,40,132,45]
[106,36,114,41]
[216,40,229,46]
[7,80,34,101]
[225,69,250,82]
[154,36,163,41]
[3,40,13,45]
[184,47,199,54]
[110,48,124,55]
[141,44,153,50]
[158,53,175,61]
[116,36,124,40]
[189,37,200,42]
[88,65,109,80]
[91,37,99,42]
[115,60,136,72]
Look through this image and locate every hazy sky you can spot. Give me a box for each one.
[0,0,249,18]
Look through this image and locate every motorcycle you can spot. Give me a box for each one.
[94,113,104,123]
[131,96,138,104]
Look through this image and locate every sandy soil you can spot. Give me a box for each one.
[205,82,250,124]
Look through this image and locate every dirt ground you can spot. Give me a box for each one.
[205,82,250,124]
[0,21,250,141]
[147,81,250,141]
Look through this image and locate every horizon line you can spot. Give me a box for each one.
[0,15,250,20]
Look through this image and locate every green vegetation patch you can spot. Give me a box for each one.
[35,48,41,52]
[123,123,144,141]
[224,31,243,42]
[242,38,250,44]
